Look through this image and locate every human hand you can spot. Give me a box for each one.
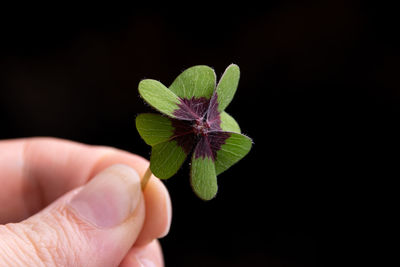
[0,138,172,266]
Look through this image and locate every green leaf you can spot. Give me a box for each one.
[190,156,218,201]
[138,79,181,117]
[215,64,240,112]
[136,113,174,146]
[220,112,241,133]
[215,132,252,175]
[150,140,189,179]
[169,65,216,100]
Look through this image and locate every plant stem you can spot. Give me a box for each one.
[141,166,153,190]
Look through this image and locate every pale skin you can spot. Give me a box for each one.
[0,137,172,266]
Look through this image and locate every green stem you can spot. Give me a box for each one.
[141,166,153,190]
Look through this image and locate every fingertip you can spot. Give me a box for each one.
[120,240,164,267]
[135,175,172,246]
[147,177,172,238]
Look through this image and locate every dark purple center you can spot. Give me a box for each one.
[170,94,231,161]
[193,119,210,136]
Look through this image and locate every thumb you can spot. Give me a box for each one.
[0,164,145,267]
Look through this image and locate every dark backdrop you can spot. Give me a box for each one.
[0,1,396,266]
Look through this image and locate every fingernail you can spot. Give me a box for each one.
[137,257,157,267]
[69,164,141,228]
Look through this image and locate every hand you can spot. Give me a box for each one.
[0,138,172,266]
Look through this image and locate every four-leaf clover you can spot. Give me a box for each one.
[136,64,252,200]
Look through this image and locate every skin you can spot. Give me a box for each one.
[0,137,172,266]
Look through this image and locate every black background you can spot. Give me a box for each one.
[0,1,397,266]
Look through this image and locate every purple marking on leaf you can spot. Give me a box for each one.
[173,97,210,120]
[207,114,222,131]
[206,93,222,130]
[175,134,195,154]
[194,131,231,161]
[171,119,195,154]
[194,136,214,160]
